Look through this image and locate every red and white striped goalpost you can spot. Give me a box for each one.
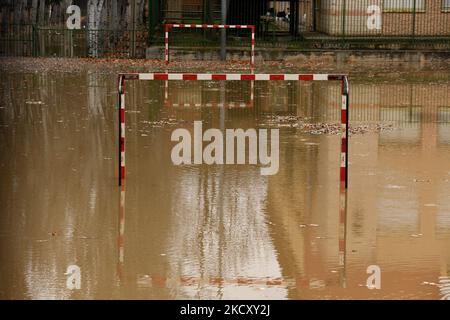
[117,73,350,192]
[339,76,349,286]
[165,24,255,67]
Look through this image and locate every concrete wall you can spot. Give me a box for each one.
[147,46,450,72]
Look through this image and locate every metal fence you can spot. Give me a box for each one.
[1,0,450,58]
[0,25,148,58]
[0,24,34,56]
[0,0,149,58]
[147,0,450,50]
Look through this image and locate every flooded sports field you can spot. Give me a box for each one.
[1,60,450,299]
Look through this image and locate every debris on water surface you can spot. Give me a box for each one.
[303,142,319,146]
[25,100,44,105]
[422,281,438,286]
[259,115,394,135]
[385,184,406,189]
[301,123,394,135]
[3,57,450,77]
[410,233,423,238]
[141,118,186,127]
[424,204,437,207]
[309,279,325,289]
[260,115,301,127]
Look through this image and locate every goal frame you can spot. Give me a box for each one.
[165,24,255,67]
[117,73,350,191]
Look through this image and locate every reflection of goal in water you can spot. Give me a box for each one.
[163,80,255,109]
[165,24,255,66]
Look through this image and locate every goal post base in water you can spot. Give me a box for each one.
[117,73,350,191]
[165,24,255,67]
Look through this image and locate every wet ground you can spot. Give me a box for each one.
[0,58,450,299]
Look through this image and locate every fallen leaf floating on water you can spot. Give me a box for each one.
[25,101,44,105]
[424,204,438,207]
[385,184,406,189]
[422,281,438,286]
[259,117,394,135]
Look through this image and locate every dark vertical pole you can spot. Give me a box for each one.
[295,0,299,37]
[289,0,297,38]
[203,0,207,23]
[148,0,152,45]
[220,0,227,60]
[342,0,346,39]
[412,0,417,39]
[289,0,294,36]
[131,0,136,58]
[32,24,37,56]
[312,0,317,31]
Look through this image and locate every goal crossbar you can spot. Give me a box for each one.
[165,24,255,66]
[117,73,350,191]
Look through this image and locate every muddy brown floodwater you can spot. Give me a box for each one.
[0,66,450,300]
